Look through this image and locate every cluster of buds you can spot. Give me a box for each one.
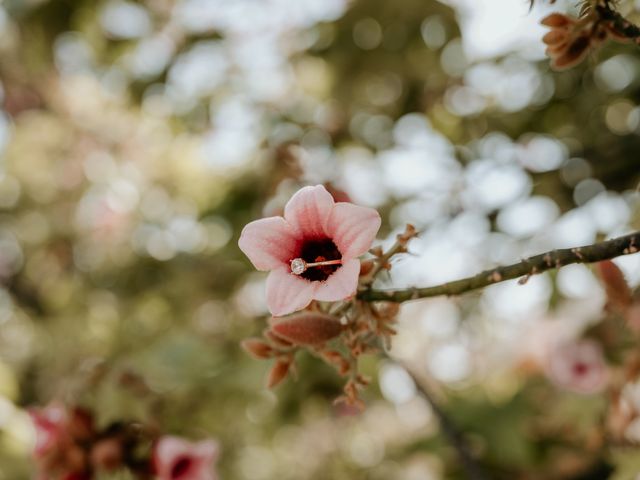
[30,403,219,480]
[241,212,416,408]
[541,5,631,71]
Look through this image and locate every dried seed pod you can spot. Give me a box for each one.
[269,312,343,346]
[241,339,276,359]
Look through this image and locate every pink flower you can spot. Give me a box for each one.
[154,436,219,480]
[239,185,381,316]
[545,339,608,395]
[30,404,69,459]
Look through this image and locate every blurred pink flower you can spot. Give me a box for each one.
[30,404,69,459]
[545,339,609,395]
[239,185,381,316]
[30,404,93,480]
[154,436,219,480]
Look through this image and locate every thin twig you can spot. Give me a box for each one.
[360,224,418,286]
[596,3,640,41]
[400,361,489,480]
[360,231,640,303]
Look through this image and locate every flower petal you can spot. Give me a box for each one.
[193,439,219,464]
[314,259,360,302]
[266,268,317,316]
[238,217,298,271]
[193,440,219,480]
[283,185,334,238]
[154,436,218,480]
[325,203,381,258]
[154,436,190,477]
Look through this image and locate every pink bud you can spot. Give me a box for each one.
[269,312,343,346]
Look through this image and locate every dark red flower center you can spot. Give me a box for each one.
[572,362,589,377]
[171,456,193,479]
[297,238,342,282]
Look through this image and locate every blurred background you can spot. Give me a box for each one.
[0,0,640,478]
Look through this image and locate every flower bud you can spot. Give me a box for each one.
[267,360,291,388]
[241,338,275,359]
[541,13,573,28]
[543,30,568,45]
[264,329,292,347]
[359,259,374,277]
[269,313,343,346]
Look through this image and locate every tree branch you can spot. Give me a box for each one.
[400,362,489,480]
[597,4,640,42]
[360,231,640,303]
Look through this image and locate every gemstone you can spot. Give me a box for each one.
[290,258,307,275]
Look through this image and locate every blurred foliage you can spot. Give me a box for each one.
[0,0,640,479]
